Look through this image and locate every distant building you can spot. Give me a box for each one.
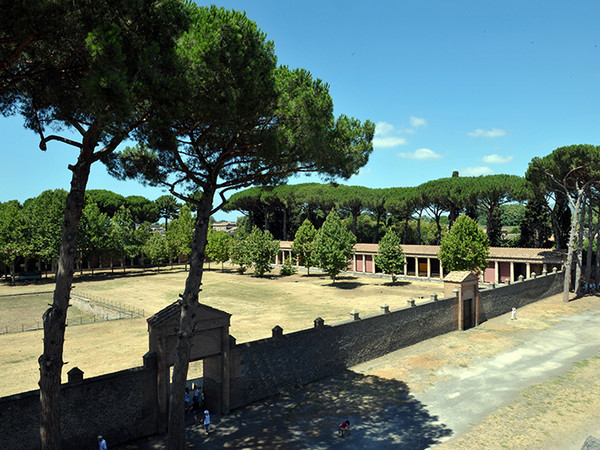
[276,241,565,284]
[212,221,238,235]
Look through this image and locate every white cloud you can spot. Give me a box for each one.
[398,148,442,160]
[409,116,427,128]
[357,167,372,176]
[375,121,394,136]
[374,121,408,148]
[468,128,506,138]
[482,154,514,164]
[460,165,494,176]
[374,136,408,148]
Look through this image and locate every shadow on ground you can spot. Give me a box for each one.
[118,371,452,449]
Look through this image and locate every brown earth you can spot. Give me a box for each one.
[0,265,442,396]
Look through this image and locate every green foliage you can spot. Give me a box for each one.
[501,204,526,227]
[229,229,252,274]
[125,195,160,225]
[78,202,112,268]
[518,199,552,248]
[292,219,317,274]
[143,232,168,269]
[438,215,490,273]
[86,190,126,217]
[165,205,194,263]
[155,195,180,230]
[246,227,280,277]
[280,257,297,276]
[206,230,231,270]
[22,189,67,265]
[0,200,28,277]
[315,210,356,282]
[375,230,405,283]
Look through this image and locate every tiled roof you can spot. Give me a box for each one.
[147,300,231,329]
[279,241,564,263]
[444,271,478,282]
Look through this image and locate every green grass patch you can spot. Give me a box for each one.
[0,293,95,333]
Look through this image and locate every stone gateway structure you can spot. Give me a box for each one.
[147,301,232,431]
[0,270,564,449]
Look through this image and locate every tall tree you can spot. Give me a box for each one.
[109,6,373,446]
[438,215,490,273]
[246,226,280,277]
[374,229,405,282]
[292,219,318,274]
[165,205,194,269]
[526,145,600,302]
[206,229,231,271]
[23,189,67,272]
[0,200,28,283]
[314,210,356,282]
[518,199,552,248]
[3,2,191,446]
[155,194,180,231]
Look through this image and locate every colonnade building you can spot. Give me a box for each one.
[277,241,565,284]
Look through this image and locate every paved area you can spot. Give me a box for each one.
[117,294,600,449]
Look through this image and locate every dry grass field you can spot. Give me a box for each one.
[0,265,442,397]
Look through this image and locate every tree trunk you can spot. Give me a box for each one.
[563,194,584,302]
[167,189,214,450]
[596,228,600,291]
[282,208,288,241]
[39,149,93,449]
[574,200,585,297]
[416,212,422,245]
[585,203,596,294]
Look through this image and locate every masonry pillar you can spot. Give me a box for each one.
[404,262,407,276]
[427,258,431,278]
[362,254,366,273]
[510,261,515,282]
[439,261,443,278]
[352,254,357,271]
[526,262,531,279]
[494,261,499,284]
[414,257,419,277]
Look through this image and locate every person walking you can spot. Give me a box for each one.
[203,410,211,434]
[511,306,517,320]
[98,435,107,450]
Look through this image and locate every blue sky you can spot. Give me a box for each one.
[2,1,600,220]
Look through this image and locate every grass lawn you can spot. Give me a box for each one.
[0,292,96,333]
[0,265,443,396]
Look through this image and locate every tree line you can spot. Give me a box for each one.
[224,173,547,247]
[0,190,194,281]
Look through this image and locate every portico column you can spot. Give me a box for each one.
[414,257,418,277]
[494,261,499,284]
[439,261,443,278]
[510,261,515,282]
[404,261,407,276]
[352,254,357,271]
[427,258,431,278]
[526,262,531,279]
[362,254,366,273]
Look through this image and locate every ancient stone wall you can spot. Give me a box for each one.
[230,271,564,408]
[230,296,456,408]
[0,353,158,449]
[479,270,563,321]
